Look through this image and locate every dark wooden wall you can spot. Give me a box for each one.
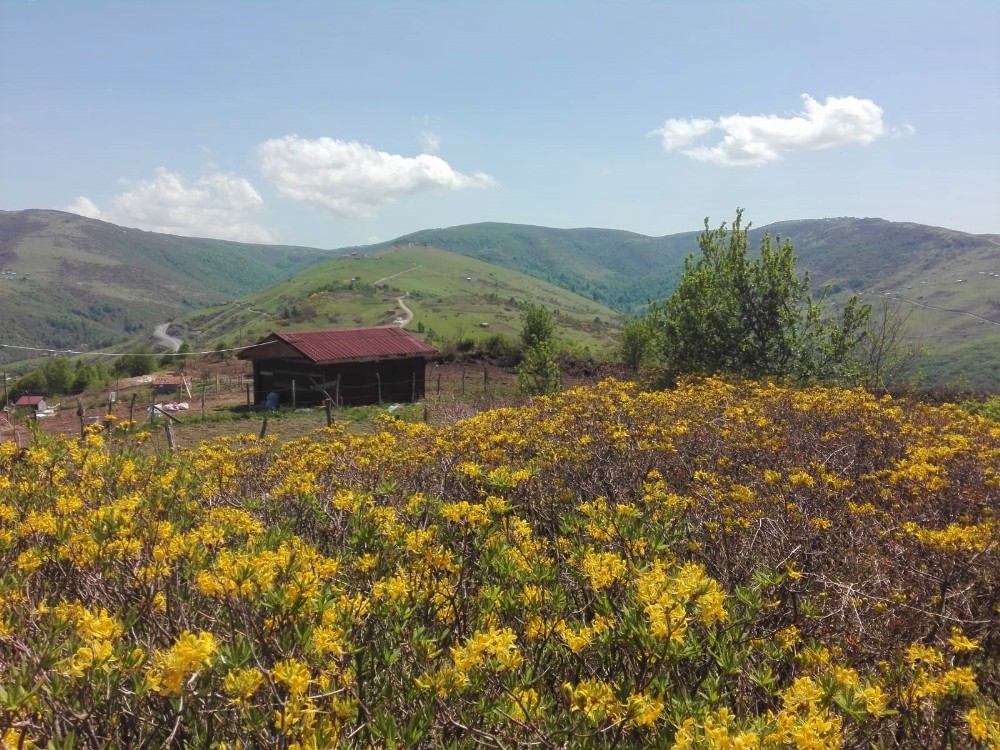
[251,357,427,407]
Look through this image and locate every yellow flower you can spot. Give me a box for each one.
[564,678,625,725]
[965,707,1000,744]
[509,687,540,722]
[947,627,980,653]
[579,550,627,590]
[861,685,889,715]
[625,692,664,728]
[272,658,311,697]
[224,667,265,707]
[905,643,944,667]
[146,631,217,696]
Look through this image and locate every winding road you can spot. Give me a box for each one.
[153,323,183,352]
[395,295,414,327]
[373,265,422,286]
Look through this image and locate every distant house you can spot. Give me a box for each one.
[153,375,192,397]
[14,395,48,414]
[237,327,437,407]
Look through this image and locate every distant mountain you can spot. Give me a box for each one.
[5,210,999,389]
[0,210,331,361]
[378,223,698,310]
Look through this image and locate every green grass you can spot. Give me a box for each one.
[178,245,624,355]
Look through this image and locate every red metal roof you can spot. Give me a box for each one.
[15,395,45,406]
[239,327,437,364]
[152,376,191,385]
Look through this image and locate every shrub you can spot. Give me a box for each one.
[479,332,521,363]
[0,379,997,747]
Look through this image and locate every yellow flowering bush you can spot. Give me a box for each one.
[0,378,997,748]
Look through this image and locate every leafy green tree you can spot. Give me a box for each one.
[71,362,110,394]
[516,340,561,395]
[650,209,870,382]
[517,304,560,395]
[164,341,192,369]
[113,345,157,378]
[619,317,658,371]
[520,304,555,349]
[41,358,73,394]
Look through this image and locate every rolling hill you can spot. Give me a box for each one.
[753,218,1000,388]
[0,209,331,361]
[4,209,998,389]
[369,219,1000,389]
[377,223,697,310]
[177,244,623,356]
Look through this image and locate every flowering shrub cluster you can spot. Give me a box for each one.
[1,378,998,748]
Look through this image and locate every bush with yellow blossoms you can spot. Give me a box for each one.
[0,378,998,748]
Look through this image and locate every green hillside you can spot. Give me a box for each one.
[177,244,622,355]
[5,210,998,389]
[0,209,330,360]
[380,223,697,310]
[364,219,1000,389]
[762,219,1000,389]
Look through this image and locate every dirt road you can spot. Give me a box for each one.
[153,323,182,352]
[395,296,414,327]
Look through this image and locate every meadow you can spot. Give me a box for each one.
[0,377,997,748]
[177,244,621,357]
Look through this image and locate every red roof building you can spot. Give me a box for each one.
[152,375,192,396]
[14,395,48,413]
[237,327,436,407]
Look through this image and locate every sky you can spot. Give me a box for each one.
[1,1,998,249]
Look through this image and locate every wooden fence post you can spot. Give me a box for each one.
[376,373,382,405]
[164,420,176,451]
[411,372,416,402]
[436,373,441,395]
[129,393,137,424]
[292,380,297,409]
[77,398,84,438]
[259,416,268,439]
[245,384,251,407]
[462,366,467,395]
[325,399,333,427]
[201,383,206,418]
[335,374,341,407]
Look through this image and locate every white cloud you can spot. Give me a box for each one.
[64,196,102,219]
[421,131,441,154]
[67,168,274,243]
[258,135,496,217]
[654,118,716,150]
[653,94,909,166]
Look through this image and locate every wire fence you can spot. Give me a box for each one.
[1,360,598,450]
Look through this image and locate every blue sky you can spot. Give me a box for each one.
[1,1,998,248]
